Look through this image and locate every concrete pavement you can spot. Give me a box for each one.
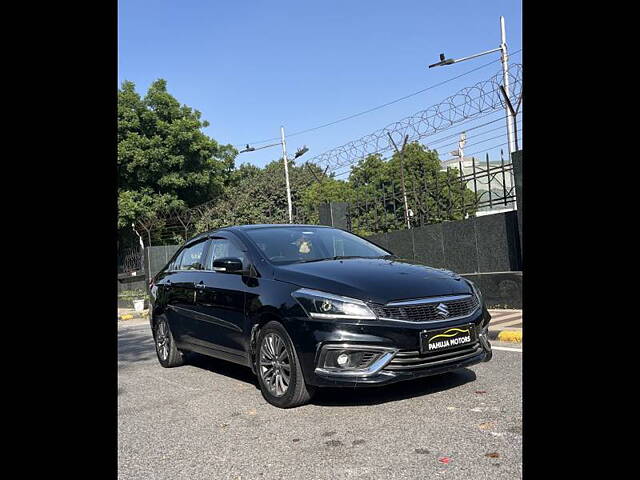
[118,322,522,479]
[487,310,522,343]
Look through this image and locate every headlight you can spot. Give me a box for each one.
[467,280,483,304]
[291,288,377,320]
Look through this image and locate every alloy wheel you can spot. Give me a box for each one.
[156,320,170,361]
[259,332,291,397]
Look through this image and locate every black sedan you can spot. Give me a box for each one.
[149,224,492,408]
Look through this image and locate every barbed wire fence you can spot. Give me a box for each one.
[130,63,522,248]
[308,63,521,176]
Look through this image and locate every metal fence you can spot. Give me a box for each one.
[134,202,317,247]
[117,247,143,274]
[131,150,516,245]
[348,150,516,234]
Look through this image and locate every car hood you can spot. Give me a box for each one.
[273,257,471,305]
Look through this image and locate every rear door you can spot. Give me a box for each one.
[164,238,210,346]
[155,248,185,341]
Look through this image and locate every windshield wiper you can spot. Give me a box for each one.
[294,255,365,264]
[297,255,391,264]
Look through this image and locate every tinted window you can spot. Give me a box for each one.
[206,238,246,270]
[177,240,207,270]
[244,227,389,265]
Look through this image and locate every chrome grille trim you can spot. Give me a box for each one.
[386,294,473,306]
[384,343,482,371]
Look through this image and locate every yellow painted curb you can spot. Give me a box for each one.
[497,330,522,343]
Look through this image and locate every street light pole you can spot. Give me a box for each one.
[280,126,293,223]
[428,16,517,157]
[387,133,411,230]
[499,16,516,156]
[239,133,308,224]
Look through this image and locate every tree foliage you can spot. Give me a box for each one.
[194,160,331,232]
[344,142,477,235]
[117,81,477,246]
[118,79,236,230]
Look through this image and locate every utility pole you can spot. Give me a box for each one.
[458,131,466,166]
[499,16,516,156]
[280,126,293,223]
[449,131,467,168]
[428,15,518,157]
[239,132,308,225]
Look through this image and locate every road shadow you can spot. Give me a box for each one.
[118,326,157,365]
[118,325,478,405]
[184,352,476,406]
[184,352,260,388]
[117,326,259,387]
[311,369,477,407]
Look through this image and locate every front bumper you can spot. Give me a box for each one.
[288,307,492,388]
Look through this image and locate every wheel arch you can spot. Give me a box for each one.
[248,308,286,374]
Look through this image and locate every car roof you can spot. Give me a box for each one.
[182,224,332,245]
[233,224,331,230]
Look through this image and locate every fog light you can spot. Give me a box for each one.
[337,353,350,367]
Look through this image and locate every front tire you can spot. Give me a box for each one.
[154,317,184,368]
[256,321,315,408]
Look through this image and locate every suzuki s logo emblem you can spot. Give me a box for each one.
[436,303,449,318]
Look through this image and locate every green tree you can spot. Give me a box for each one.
[194,159,326,232]
[118,79,236,237]
[347,143,477,234]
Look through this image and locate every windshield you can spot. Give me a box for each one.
[244,226,391,265]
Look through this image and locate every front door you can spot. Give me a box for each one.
[191,235,254,359]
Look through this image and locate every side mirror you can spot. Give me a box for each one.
[212,257,244,273]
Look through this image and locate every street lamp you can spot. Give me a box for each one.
[428,16,517,157]
[239,128,309,223]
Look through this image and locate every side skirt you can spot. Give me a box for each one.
[177,341,252,368]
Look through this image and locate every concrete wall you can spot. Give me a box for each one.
[366,211,522,308]
[462,271,522,309]
[117,273,146,294]
[367,210,521,274]
[136,209,523,308]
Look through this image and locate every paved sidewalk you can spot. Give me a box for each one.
[487,309,522,343]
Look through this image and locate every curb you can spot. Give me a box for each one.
[488,329,522,343]
[118,311,148,321]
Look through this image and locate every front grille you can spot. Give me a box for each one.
[384,343,482,371]
[370,295,479,322]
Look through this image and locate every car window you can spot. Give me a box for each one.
[177,240,207,270]
[245,227,388,264]
[168,250,184,271]
[206,238,246,270]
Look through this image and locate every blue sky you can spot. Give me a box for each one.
[118,0,522,170]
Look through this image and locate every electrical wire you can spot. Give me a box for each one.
[331,126,522,179]
[327,109,510,178]
[234,49,522,147]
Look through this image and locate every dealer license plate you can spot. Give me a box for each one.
[420,324,476,354]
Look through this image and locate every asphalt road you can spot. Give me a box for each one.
[118,322,522,480]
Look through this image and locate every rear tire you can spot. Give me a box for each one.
[256,321,315,408]
[154,317,184,368]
